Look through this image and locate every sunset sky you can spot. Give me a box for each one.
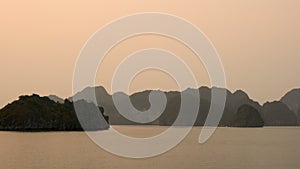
[1,0,300,108]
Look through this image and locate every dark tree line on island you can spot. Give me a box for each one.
[0,86,300,131]
[0,94,109,131]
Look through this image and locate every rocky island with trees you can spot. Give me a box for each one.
[0,94,109,131]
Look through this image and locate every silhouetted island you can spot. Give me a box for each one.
[229,104,264,127]
[262,101,297,126]
[0,94,109,131]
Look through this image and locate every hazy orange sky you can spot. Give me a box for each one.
[1,0,300,108]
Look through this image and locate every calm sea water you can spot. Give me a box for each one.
[0,126,299,169]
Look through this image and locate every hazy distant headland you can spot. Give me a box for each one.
[0,86,300,131]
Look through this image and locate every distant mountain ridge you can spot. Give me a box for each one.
[48,95,64,104]
[1,86,299,131]
[70,86,300,127]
